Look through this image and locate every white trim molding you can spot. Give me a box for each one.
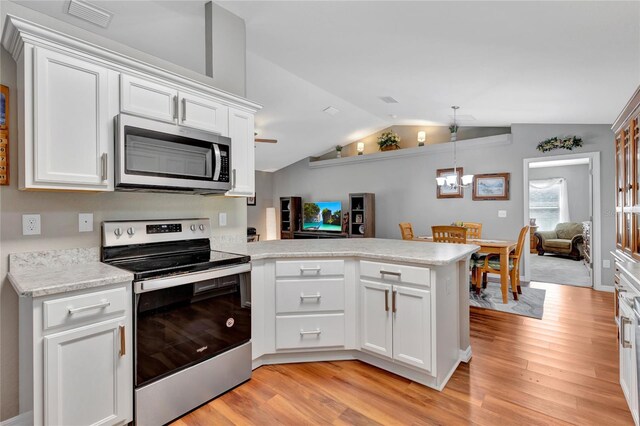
[0,411,33,426]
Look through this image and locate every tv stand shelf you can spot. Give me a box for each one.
[293,231,348,239]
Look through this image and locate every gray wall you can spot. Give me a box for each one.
[247,171,274,239]
[529,164,591,226]
[273,123,615,287]
[0,2,248,420]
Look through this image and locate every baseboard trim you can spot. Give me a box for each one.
[0,411,33,426]
[459,346,472,363]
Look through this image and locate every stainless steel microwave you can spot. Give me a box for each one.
[115,113,232,194]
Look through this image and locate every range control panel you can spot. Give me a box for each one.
[102,219,210,247]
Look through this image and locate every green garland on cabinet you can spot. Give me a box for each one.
[536,136,583,153]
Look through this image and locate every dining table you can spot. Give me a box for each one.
[417,236,517,304]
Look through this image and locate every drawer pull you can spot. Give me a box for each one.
[385,289,389,312]
[300,293,322,300]
[67,300,110,315]
[300,329,322,336]
[119,325,126,357]
[380,269,402,277]
[300,267,321,273]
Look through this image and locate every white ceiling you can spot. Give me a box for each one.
[222,1,640,170]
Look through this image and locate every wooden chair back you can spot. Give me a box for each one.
[512,225,530,260]
[462,222,482,239]
[431,226,467,244]
[399,222,415,240]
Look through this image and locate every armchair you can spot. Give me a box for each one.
[534,222,584,261]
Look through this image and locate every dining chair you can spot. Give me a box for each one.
[399,222,415,240]
[431,226,467,244]
[462,222,482,239]
[474,226,530,299]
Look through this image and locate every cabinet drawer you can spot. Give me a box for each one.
[275,260,344,278]
[43,287,127,331]
[276,279,344,313]
[276,314,345,350]
[360,260,430,287]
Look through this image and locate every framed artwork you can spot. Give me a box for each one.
[0,85,8,186]
[473,173,510,200]
[436,168,464,199]
[355,214,363,224]
[247,194,256,206]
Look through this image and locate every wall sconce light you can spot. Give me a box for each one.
[417,131,426,147]
[265,207,277,240]
[356,142,365,155]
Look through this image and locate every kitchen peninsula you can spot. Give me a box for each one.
[244,238,479,390]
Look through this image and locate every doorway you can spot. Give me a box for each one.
[523,152,602,289]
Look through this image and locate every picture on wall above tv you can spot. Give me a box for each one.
[303,201,342,232]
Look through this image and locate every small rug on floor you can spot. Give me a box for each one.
[469,283,545,319]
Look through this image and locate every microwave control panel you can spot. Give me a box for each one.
[218,145,230,182]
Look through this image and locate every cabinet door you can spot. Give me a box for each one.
[179,91,229,135]
[359,280,392,358]
[617,133,624,248]
[392,285,432,372]
[120,74,177,123]
[226,108,255,196]
[620,301,639,424]
[33,47,111,189]
[44,317,131,426]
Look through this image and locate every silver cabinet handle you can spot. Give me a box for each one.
[300,329,321,336]
[119,325,126,357]
[300,293,321,300]
[392,290,397,313]
[384,289,389,312]
[622,317,633,348]
[300,267,321,273]
[380,269,402,277]
[101,153,108,181]
[173,96,178,120]
[68,300,110,315]
[231,168,237,189]
[182,97,186,122]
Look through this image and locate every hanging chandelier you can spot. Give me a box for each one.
[435,106,474,189]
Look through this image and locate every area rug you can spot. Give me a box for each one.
[529,254,591,287]
[469,283,546,319]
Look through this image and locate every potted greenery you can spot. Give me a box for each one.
[449,124,459,141]
[377,131,401,151]
[335,145,343,158]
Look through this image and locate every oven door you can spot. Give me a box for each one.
[116,113,231,193]
[134,266,250,388]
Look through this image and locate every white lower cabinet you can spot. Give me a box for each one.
[620,296,639,425]
[276,314,345,350]
[44,317,129,426]
[360,279,433,372]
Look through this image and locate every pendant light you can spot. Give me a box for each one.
[436,106,474,189]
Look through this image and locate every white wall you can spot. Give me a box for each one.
[247,171,274,239]
[272,123,615,286]
[0,2,247,420]
[529,164,591,227]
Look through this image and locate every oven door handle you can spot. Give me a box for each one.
[135,263,251,293]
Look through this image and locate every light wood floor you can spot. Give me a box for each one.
[173,282,632,425]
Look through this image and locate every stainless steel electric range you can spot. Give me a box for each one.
[101,219,251,426]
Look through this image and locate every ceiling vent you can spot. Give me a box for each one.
[323,106,340,116]
[67,0,113,28]
[379,96,399,104]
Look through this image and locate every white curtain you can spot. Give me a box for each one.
[529,178,570,223]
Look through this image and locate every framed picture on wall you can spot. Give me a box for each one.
[472,173,510,200]
[436,168,464,199]
[247,194,256,206]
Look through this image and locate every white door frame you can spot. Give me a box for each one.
[523,152,603,290]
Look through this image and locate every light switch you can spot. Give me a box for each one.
[603,259,611,269]
[219,212,227,227]
[498,210,507,218]
[79,213,93,232]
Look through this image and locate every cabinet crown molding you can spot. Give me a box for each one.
[1,14,261,113]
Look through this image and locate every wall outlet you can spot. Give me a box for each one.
[498,210,507,218]
[219,212,227,227]
[603,259,611,269]
[79,213,93,232]
[22,214,41,236]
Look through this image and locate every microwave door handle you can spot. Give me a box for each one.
[213,144,221,181]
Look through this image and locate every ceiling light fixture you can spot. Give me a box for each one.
[436,106,474,189]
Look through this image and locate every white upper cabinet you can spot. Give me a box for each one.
[120,75,177,123]
[30,47,113,191]
[227,107,255,196]
[180,91,229,135]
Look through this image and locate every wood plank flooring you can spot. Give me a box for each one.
[173,282,632,425]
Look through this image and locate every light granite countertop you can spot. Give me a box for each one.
[219,238,480,266]
[617,261,640,292]
[8,247,133,298]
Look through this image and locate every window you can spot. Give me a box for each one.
[529,178,570,231]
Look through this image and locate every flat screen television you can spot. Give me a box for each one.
[303,201,342,232]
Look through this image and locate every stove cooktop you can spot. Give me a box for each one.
[108,250,250,281]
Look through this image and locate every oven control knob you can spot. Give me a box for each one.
[190,224,197,232]
[199,224,206,231]
[127,227,135,236]
[114,227,123,237]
